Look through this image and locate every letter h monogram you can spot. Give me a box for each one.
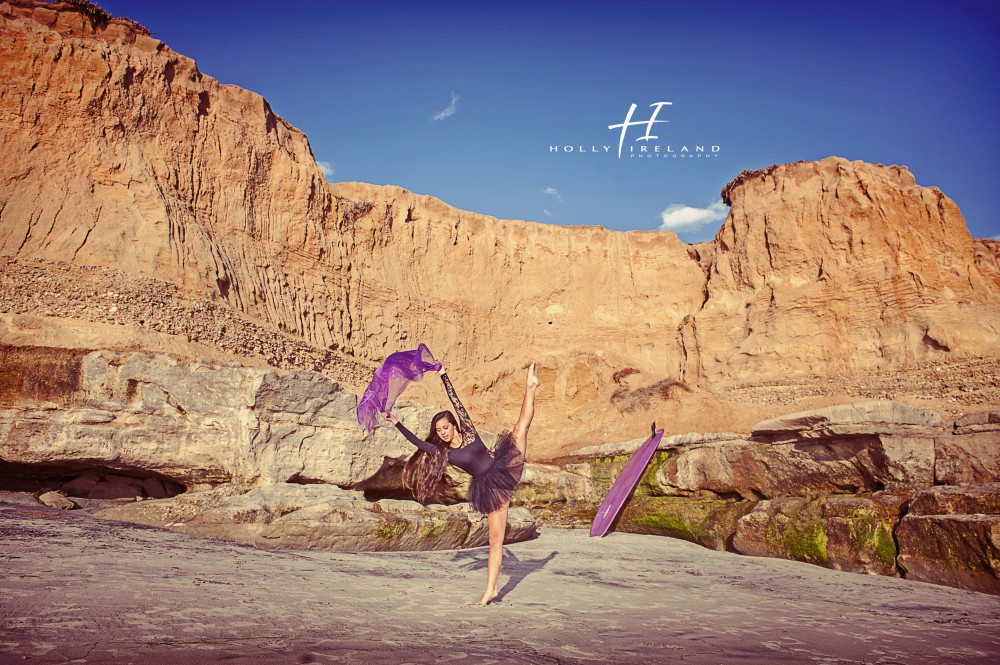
[608,103,671,158]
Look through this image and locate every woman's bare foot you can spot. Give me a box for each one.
[475,588,499,606]
[526,361,540,389]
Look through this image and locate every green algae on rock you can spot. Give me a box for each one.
[734,496,912,573]
[620,496,757,551]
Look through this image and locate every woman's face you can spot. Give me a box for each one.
[435,418,458,444]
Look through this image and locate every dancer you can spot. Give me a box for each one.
[384,362,540,605]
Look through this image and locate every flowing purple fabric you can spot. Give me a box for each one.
[356,344,442,431]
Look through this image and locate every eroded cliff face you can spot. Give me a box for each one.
[325,180,716,438]
[329,181,710,370]
[326,160,1000,443]
[0,0,350,353]
[2,1,999,452]
[701,160,1000,380]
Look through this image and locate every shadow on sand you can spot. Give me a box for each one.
[450,545,558,603]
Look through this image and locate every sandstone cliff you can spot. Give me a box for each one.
[0,0,346,348]
[1,1,999,454]
[709,162,1000,376]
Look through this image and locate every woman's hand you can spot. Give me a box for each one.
[383,411,398,425]
[438,366,447,375]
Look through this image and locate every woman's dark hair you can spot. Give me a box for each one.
[402,411,458,503]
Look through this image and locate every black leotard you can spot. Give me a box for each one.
[393,373,495,478]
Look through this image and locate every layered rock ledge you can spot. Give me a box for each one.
[3,347,997,593]
[92,484,536,553]
[0,347,536,551]
[517,401,1000,594]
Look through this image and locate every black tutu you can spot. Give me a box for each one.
[467,430,524,514]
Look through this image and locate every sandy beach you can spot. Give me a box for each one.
[1,492,998,665]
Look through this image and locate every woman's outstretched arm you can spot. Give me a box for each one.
[383,412,436,454]
[439,370,479,447]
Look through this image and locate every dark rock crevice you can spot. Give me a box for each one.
[0,460,185,500]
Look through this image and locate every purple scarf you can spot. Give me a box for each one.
[356,344,442,431]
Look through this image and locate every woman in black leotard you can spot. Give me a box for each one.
[383,362,540,606]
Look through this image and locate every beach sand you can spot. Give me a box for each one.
[2,491,998,664]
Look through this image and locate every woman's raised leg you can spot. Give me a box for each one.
[511,362,540,456]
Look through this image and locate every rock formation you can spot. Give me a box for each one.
[3,342,995,589]
[516,402,1000,594]
[1,1,999,453]
[708,162,1000,378]
[92,484,537,553]
[896,484,1000,592]
[37,489,74,509]
[0,347,537,550]
[0,348,395,488]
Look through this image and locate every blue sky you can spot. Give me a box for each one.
[99,0,1000,243]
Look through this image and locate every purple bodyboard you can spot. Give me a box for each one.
[590,429,665,537]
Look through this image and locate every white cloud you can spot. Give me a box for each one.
[432,92,459,121]
[658,201,729,233]
[542,187,564,203]
[317,161,335,179]
[543,209,553,217]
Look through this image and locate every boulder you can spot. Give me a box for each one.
[512,463,564,510]
[896,484,1000,594]
[820,494,908,576]
[37,490,74,510]
[555,464,597,505]
[618,496,756,551]
[58,470,182,500]
[954,409,1000,435]
[906,483,1000,517]
[659,439,850,499]
[733,499,832,566]
[935,430,1000,485]
[655,435,934,500]
[60,471,101,497]
[92,483,537,553]
[141,476,177,500]
[87,474,145,500]
[0,350,435,491]
[694,401,943,498]
[732,493,907,576]
[544,403,942,504]
[751,401,948,440]
[570,431,740,458]
[510,462,598,527]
